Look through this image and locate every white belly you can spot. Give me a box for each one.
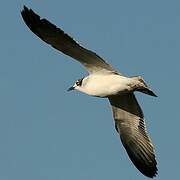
[83,74,133,97]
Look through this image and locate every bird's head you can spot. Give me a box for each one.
[67,77,85,92]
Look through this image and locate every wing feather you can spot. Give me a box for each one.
[108,93,157,178]
[21,6,118,74]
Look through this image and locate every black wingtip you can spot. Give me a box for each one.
[21,5,42,37]
[21,5,30,21]
[23,5,28,10]
[21,5,28,15]
[130,154,158,178]
[146,165,158,178]
[128,151,158,178]
[141,158,158,178]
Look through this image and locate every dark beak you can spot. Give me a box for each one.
[67,86,75,91]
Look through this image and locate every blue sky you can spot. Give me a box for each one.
[0,0,179,179]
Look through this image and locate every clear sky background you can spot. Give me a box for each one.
[0,0,179,180]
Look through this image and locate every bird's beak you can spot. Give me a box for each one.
[67,86,75,91]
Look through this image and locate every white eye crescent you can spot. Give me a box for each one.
[76,78,83,86]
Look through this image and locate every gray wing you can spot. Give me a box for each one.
[21,6,118,74]
[108,93,157,178]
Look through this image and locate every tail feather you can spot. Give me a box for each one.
[132,76,157,97]
[137,88,157,97]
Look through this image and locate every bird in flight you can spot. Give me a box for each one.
[21,6,158,178]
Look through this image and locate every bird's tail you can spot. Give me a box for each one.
[132,76,157,97]
[137,87,157,97]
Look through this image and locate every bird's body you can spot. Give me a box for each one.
[76,74,143,97]
[21,6,158,178]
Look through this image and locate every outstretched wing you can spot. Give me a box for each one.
[21,6,118,74]
[108,93,157,178]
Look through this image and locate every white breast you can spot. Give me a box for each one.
[81,74,133,97]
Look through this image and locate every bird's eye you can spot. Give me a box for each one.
[76,81,80,86]
[76,78,83,86]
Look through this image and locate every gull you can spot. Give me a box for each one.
[21,6,158,178]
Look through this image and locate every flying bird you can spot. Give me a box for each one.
[21,6,158,178]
